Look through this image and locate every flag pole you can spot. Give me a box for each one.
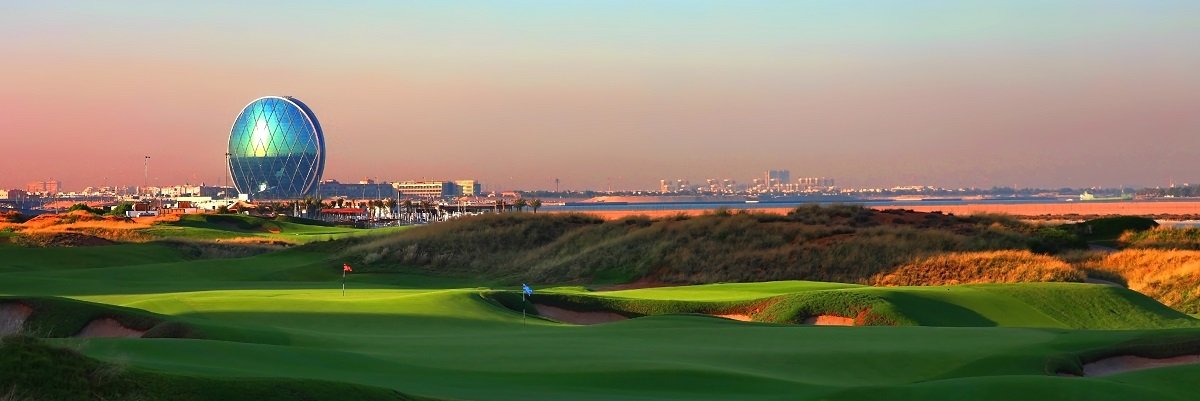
[522,292,527,326]
[342,269,346,296]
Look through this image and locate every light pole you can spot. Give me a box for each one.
[143,155,150,197]
[224,152,231,199]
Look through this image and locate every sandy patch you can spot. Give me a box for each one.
[1082,354,1200,376]
[713,313,753,322]
[803,315,855,326]
[76,318,144,338]
[0,303,33,336]
[533,304,628,325]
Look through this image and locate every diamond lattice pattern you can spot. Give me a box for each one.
[227,97,323,200]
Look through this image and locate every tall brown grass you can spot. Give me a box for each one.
[1074,249,1200,312]
[872,250,1084,286]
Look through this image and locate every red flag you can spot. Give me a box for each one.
[343,263,353,272]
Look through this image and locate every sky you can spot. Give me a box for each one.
[1,1,1198,192]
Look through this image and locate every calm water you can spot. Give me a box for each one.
[539,198,1069,213]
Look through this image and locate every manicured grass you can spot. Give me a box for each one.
[3,225,1200,400]
[0,336,432,401]
[0,243,188,273]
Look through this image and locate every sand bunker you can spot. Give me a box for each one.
[1082,354,1200,376]
[533,304,628,325]
[713,313,753,322]
[803,315,856,326]
[76,318,145,338]
[0,303,33,336]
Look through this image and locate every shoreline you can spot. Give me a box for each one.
[547,201,1200,221]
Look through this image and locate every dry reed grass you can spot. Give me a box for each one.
[872,250,1084,286]
[1073,249,1200,312]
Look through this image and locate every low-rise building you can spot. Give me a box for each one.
[319,179,395,199]
[454,180,481,196]
[394,181,455,198]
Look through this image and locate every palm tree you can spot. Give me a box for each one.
[402,199,413,223]
[530,198,542,213]
[513,198,528,212]
[384,198,397,219]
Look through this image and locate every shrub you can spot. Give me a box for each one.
[1029,226,1087,253]
[66,204,101,215]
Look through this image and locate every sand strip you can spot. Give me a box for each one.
[803,315,856,326]
[533,304,628,325]
[713,313,753,322]
[76,318,145,338]
[1083,354,1200,376]
[0,303,33,336]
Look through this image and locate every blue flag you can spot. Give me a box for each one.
[521,283,533,296]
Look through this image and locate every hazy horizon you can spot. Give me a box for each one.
[2,1,1198,192]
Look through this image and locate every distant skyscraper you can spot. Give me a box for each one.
[766,170,790,191]
[227,96,325,200]
[25,180,61,195]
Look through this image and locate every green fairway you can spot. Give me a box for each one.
[3,219,1200,400]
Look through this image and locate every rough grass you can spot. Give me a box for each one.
[1073,249,1200,313]
[872,250,1084,286]
[1121,227,1200,250]
[337,206,1036,285]
[0,296,189,338]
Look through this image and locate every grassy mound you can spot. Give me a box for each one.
[10,232,117,247]
[487,281,1198,329]
[1121,227,1200,250]
[0,296,193,338]
[872,250,1084,286]
[0,336,432,401]
[1068,216,1159,243]
[1073,249,1200,313]
[143,214,364,244]
[336,206,1036,285]
[165,214,289,233]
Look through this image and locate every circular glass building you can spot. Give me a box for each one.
[227,96,325,200]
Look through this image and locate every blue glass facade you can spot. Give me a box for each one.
[227,96,325,200]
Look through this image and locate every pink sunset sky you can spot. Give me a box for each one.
[2,1,1198,192]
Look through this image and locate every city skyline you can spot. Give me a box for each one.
[3,1,1199,191]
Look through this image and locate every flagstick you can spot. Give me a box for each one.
[521,292,527,326]
[342,269,346,296]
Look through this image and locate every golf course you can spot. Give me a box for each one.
[4,208,1200,400]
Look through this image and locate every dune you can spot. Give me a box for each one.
[1082,354,1200,376]
[0,303,33,336]
[533,304,628,325]
[76,317,145,338]
[803,315,856,326]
